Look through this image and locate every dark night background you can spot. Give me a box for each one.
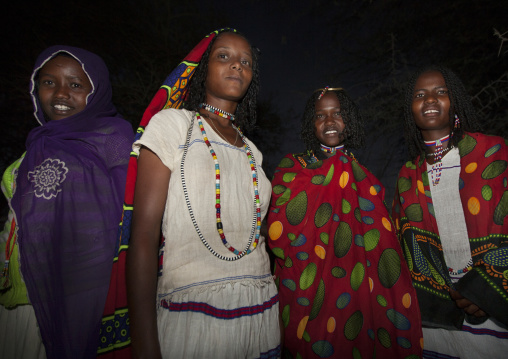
[1,0,507,218]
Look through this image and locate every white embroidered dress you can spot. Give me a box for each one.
[134,109,280,358]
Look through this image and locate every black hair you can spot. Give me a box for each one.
[300,88,365,153]
[183,29,260,132]
[403,65,482,160]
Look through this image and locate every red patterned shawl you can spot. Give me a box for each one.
[268,151,423,358]
[392,132,508,329]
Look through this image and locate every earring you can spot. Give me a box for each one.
[454,114,460,129]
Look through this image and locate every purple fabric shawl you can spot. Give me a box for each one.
[10,46,133,358]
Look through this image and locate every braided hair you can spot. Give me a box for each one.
[403,65,482,160]
[183,29,260,132]
[301,88,365,154]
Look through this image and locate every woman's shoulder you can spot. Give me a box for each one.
[152,108,194,123]
[396,158,420,176]
[467,131,507,145]
[460,132,508,159]
[144,109,195,134]
[107,117,134,137]
[286,150,318,169]
[272,152,302,170]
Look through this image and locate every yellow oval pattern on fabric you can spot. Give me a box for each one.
[339,171,349,188]
[465,162,477,173]
[468,197,480,215]
[315,245,326,259]
[402,293,412,308]
[369,277,374,292]
[327,317,336,333]
[268,221,283,240]
[369,185,379,195]
[297,316,309,339]
[417,180,424,194]
[382,217,392,232]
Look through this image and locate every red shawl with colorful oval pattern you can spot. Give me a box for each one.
[268,150,423,358]
[392,132,508,329]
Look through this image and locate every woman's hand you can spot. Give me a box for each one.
[449,288,487,318]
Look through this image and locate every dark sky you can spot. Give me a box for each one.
[1,0,506,215]
[202,1,347,154]
[198,1,382,162]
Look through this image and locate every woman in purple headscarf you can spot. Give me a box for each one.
[0,46,133,359]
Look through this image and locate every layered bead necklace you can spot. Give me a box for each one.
[320,143,344,154]
[199,103,235,121]
[180,111,261,261]
[424,134,452,186]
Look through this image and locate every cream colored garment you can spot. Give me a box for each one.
[428,148,472,276]
[0,304,46,359]
[134,109,280,358]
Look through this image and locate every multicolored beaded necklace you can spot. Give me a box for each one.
[448,258,473,276]
[424,134,451,148]
[180,112,261,261]
[199,103,235,121]
[320,144,344,154]
[424,134,452,186]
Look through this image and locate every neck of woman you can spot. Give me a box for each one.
[423,133,454,164]
[199,102,236,127]
[320,143,344,157]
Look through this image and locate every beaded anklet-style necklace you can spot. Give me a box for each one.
[199,103,235,121]
[448,258,473,276]
[424,134,452,186]
[320,144,344,154]
[424,134,451,147]
[180,113,261,261]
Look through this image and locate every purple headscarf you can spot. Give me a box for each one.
[10,46,133,358]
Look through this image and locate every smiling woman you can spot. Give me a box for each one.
[313,91,346,148]
[36,55,92,121]
[393,65,508,358]
[0,46,133,359]
[267,87,423,358]
[411,70,452,141]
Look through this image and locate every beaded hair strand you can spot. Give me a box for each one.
[403,65,482,160]
[301,88,365,154]
[183,29,260,132]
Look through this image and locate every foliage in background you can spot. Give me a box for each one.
[317,0,508,205]
[1,0,507,214]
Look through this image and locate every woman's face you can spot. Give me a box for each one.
[204,33,253,105]
[37,55,92,121]
[314,92,345,147]
[411,70,451,137]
